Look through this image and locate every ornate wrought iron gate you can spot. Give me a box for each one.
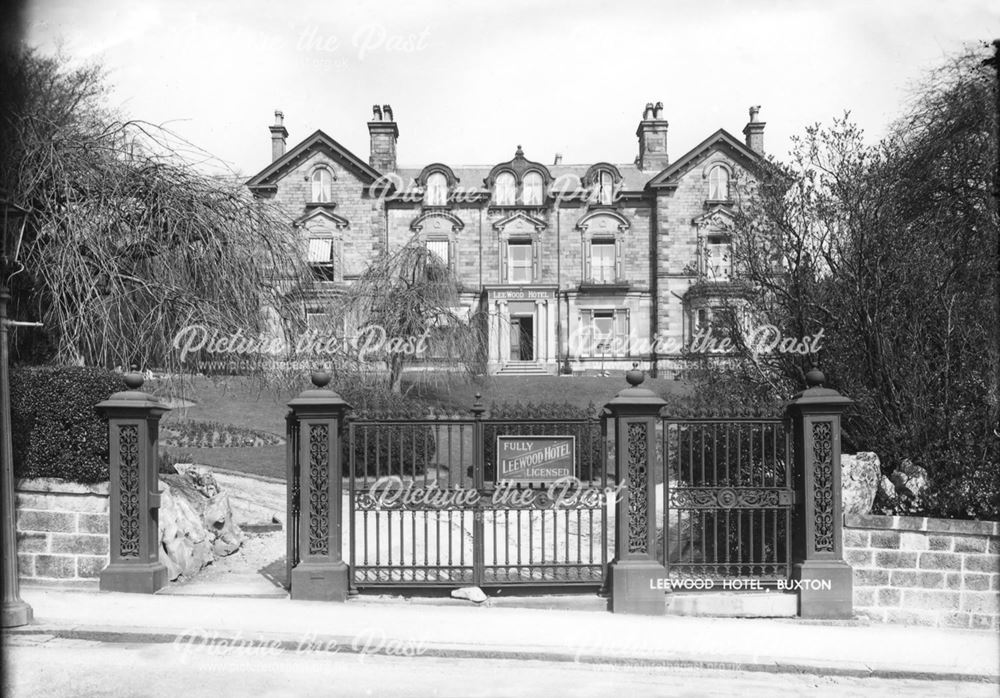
[347,410,609,590]
[661,414,793,581]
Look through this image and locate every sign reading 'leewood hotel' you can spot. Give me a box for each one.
[497,436,575,483]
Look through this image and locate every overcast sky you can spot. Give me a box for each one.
[24,0,1000,177]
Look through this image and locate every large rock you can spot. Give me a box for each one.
[841,452,881,515]
[890,459,929,500]
[158,464,245,581]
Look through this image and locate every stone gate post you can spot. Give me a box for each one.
[786,366,854,619]
[605,364,666,615]
[287,371,351,601]
[96,371,170,593]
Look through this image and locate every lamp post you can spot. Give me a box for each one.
[1,193,33,627]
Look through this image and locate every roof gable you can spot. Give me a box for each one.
[246,130,383,191]
[646,129,762,189]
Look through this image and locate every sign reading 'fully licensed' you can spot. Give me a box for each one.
[497,436,575,483]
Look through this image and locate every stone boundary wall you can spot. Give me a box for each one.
[15,478,110,581]
[845,513,999,629]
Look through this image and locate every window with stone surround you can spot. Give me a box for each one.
[424,172,448,206]
[704,233,732,280]
[522,171,544,206]
[707,165,730,201]
[590,240,616,283]
[494,172,516,206]
[507,240,534,283]
[584,236,623,284]
[580,308,629,357]
[307,237,337,281]
[310,167,333,203]
[425,238,451,267]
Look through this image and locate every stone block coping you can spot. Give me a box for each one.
[17,478,110,496]
[846,514,999,537]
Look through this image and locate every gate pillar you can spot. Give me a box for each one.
[287,371,352,601]
[785,366,854,619]
[96,370,170,593]
[605,365,666,615]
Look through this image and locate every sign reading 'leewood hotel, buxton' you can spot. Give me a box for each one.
[497,436,575,483]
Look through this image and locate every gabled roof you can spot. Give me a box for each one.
[245,129,383,191]
[646,129,763,189]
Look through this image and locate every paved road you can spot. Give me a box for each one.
[4,635,994,698]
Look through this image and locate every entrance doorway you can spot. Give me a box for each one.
[509,316,534,361]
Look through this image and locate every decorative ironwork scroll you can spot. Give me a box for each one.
[308,424,330,555]
[627,422,648,554]
[118,424,140,558]
[811,421,834,552]
[669,487,793,509]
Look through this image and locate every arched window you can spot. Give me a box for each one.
[424,172,448,206]
[494,172,516,206]
[522,171,544,205]
[596,170,614,205]
[708,166,730,201]
[311,168,332,202]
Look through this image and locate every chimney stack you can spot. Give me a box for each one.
[743,105,765,154]
[368,103,398,172]
[269,110,288,162]
[553,153,563,166]
[636,101,669,171]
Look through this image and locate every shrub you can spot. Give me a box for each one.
[11,366,126,483]
[335,382,437,478]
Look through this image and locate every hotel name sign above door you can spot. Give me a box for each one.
[488,286,556,300]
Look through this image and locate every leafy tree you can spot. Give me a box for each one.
[718,46,998,519]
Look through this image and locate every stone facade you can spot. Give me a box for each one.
[15,478,110,581]
[246,104,770,375]
[844,513,1000,629]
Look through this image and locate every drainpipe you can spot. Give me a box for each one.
[555,202,561,369]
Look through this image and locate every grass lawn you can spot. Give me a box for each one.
[156,373,693,481]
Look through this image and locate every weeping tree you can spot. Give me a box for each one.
[1,48,308,371]
[342,237,485,394]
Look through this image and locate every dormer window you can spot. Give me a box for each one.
[596,170,614,205]
[708,165,730,201]
[494,172,516,206]
[522,171,544,206]
[424,172,448,206]
[311,168,333,203]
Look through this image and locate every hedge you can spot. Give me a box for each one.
[11,366,125,483]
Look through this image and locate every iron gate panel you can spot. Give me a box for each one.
[347,415,609,589]
[662,417,793,581]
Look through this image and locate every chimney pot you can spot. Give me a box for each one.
[368,103,398,172]
[269,109,288,162]
[636,102,668,171]
[743,105,766,154]
[553,153,563,165]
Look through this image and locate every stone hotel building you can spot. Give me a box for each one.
[245,102,768,375]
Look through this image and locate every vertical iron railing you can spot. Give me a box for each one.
[347,405,608,589]
[661,413,793,582]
